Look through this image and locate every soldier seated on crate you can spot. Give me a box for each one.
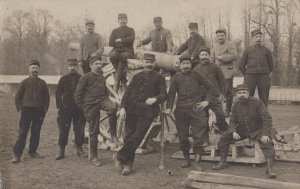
[212,84,277,178]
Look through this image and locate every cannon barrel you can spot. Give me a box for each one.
[69,42,180,71]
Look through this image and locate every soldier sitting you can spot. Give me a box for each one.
[212,84,277,178]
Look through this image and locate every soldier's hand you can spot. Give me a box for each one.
[120,108,126,119]
[164,109,172,115]
[136,42,143,48]
[115,38,122,42]
[195,101,209,110]
[261,136,270,144]
[232,132,241,140]
[78,61,83,67]
[218,94,225,102]
[173,51,178,55]
[91,53,97,58]
[145,98,157,105]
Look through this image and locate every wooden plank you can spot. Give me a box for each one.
[188,181,257,189]
[188,171,300,189]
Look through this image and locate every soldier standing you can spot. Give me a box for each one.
[210,28,237,117]
[239,29,273,108]
[74,57,119,166]
[137,16,174,54]
[55,59,87,160]
[77,19,104,74]
[109,13,135,91]
[165,55,218,170]
[12,60,50,163]
[174,23,206,69]
[212,84,276,178]
[194,47,228,132]
[113,53,167,175]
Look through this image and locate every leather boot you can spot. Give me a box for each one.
[76,147,88,158]
[266,158,276,178]
[194,154,204,171]
[212,152,228,170]
[12,154,21,164]
[180,151,191,168]
[89,135,98,161]
[55,146,65,160]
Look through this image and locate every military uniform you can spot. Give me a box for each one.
[175,23,206,68]
[78,20,104,74]
[213,85,276,177]
[13,60,50,160]
[239,29,273,107]
[74,71,117,161]
[116,55,167,168]
[109,14,135,91]
[55,64,86,158]
[193,57,228,131]
[166,63,218,161]
[210,31,237,114]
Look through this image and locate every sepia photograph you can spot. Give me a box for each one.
[1,0,300,188]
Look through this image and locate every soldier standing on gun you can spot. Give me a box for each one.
[55,59,87,160]
[77,19,104,74]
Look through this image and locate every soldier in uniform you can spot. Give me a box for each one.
[12,60,50,163]
[194,47,228,133]
[212,84,276,178]
[55,59,87,160]
[174,23,206,69]
[74,57,119,166]
[109,13,135,91]
[113,53,167,175]
[239,29,273,108]
[210,28,237,117]
[78,19,104,74]
[137,16,174,54]
[165,55,218,170]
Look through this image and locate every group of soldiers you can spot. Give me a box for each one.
[12,13,276,178]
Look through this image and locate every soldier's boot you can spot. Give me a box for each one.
[212,151,228,170]
[55,146,65,160]
[76,147,88,158]
[90,136,101,167]
[194,154,204,171]
[122,165,133,176]
[12,154,21,164]
[180,151,191,168]
[266,158,276,178]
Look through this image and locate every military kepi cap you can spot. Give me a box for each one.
[118,13,127,19]
[251,29,262,37]
[216,28,227,35]
[144,53,156,62]
[29,59,40,67]
[188,22,198,29]
[179,55,191,63]
[85,19,95,25]
[199,46,210,54]
[153,17,162,22]
[67,58,78,65]
[235,84,249,92]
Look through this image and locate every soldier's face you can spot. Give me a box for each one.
[144,60,155,70]
[67,64,77,72]
[199,51,210,64]
[180,60,192,73]
[86,24,95,33]
[90,60,102,73]
[189,28,198,36]
[236,90,249,102]
[253,34,262,45]
[29,65,39,76]
[216,33,226,44]
[154,21,162,29]
[119,18,128,26]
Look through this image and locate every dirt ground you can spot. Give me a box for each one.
[1,94,300,189]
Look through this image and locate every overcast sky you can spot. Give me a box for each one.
[0,0,299,40]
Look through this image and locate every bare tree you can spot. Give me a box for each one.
[241,0,252,48]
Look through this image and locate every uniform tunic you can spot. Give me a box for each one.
[140,27,174,52]
[176,33,206,60]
